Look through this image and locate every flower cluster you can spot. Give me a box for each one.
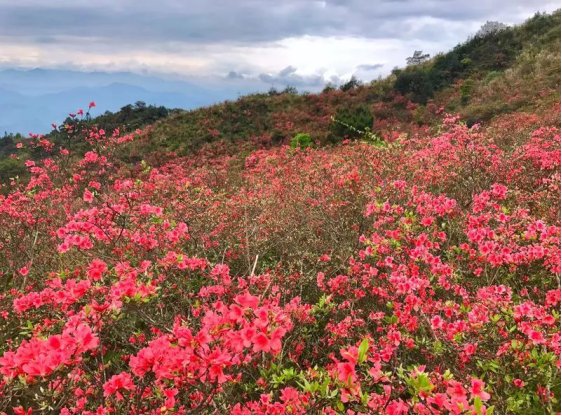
[0,107,559,414]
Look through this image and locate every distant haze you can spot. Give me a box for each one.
[0,69,266,134]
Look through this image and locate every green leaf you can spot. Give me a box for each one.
[103,350,120,365]
[474,396,483,413]
[432,339,444,355]
[358,338,369,363]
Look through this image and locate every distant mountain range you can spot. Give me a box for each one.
[0,69,254,134]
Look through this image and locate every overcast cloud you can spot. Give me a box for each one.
[0,0,559,89]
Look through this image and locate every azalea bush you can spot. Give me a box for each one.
[0,104,559,414]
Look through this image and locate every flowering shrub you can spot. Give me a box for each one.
[0,107,559,414]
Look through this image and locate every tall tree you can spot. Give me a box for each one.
[406,50,430,66]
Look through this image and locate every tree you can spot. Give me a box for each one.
[340,76,361,92]
[476,21,508,38]
[282,86,298,95]
[322,83,336,93]
[406,50,430,66]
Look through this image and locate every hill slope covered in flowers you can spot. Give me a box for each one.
[0,11,560,416]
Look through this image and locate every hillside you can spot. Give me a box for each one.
[130,11,560,159]
[0,102,175,183]
[0,10,560,416]
[1,11,559,177]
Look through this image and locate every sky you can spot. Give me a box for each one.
[0,0,559,89]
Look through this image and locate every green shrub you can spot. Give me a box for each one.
[460,79,474,105]
[0,158,25,184]
[484,71,502,84]
[394,69,434,103]
[329,105,374,142]
[290,133,313,149]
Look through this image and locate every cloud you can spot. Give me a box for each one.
[356,63,385,71]
[258,66,326,88]
[226,71,245,79]
[0,0,558,85]
[0,0,557,46]
[354,63,386,79]
[278,66,298,77]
